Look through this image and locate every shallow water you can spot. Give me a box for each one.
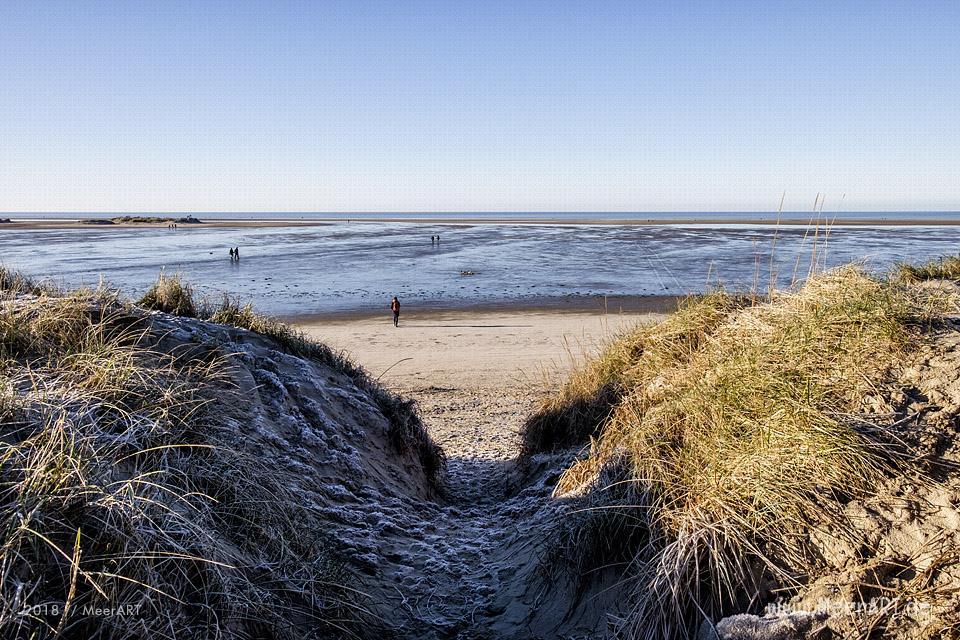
[1,222,957,316]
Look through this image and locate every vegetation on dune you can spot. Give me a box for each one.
[19,254,960,638]
[0,280,361,638]
[0,269,448,638]
[0,266,56,297]
[895,254,960,283]
[529,266,957,639]
[139,273,445,486]
[521,291,743,456]
[137,271,200,317]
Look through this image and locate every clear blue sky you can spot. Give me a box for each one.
[1,1,958,212]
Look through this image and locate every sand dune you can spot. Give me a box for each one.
[7,271,960,639]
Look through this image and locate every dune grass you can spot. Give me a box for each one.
[895,254,960,283]
[521,291,744,457]
[137,271,199,317]
[528,267,955,639]
[0,282,364,638]
[139,274,445,487]
[0,266,56,298]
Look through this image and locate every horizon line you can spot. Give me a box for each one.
[4,210,960,216]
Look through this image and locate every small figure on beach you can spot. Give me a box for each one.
[431,235,435,244]
[229,248,235,261]
[390,296,401,327]
[234,247,240,261]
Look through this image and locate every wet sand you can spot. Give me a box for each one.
[285,294,684,323]
[5,219,960,318]
[303,216,960,226]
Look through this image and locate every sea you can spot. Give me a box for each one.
[1,212,958,317]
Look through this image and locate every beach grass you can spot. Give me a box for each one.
[137,271,199,317]
[895,254,960,283]
[0,280,364,638]
[0,265,56,297]
[521,291,744,456]
[528,266,956,638]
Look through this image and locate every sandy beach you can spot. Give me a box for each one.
[296,308,661,389]
[296,307,662,482]
[8,272,960,638]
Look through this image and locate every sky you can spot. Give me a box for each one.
[1,1,958,213]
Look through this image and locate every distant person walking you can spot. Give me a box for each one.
[390,296,401,327]
[229,248,235,261]
[234,247,240,261]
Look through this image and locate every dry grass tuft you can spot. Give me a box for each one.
[536,266,956,639]
[137,272,198,317]
[895,254,960,283]
[0,265,56,297]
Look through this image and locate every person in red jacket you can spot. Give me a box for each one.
[390,296,401,327]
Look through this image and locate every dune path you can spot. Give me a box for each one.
[297,310,654,638]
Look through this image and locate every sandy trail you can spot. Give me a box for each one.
[296,310,658,637]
